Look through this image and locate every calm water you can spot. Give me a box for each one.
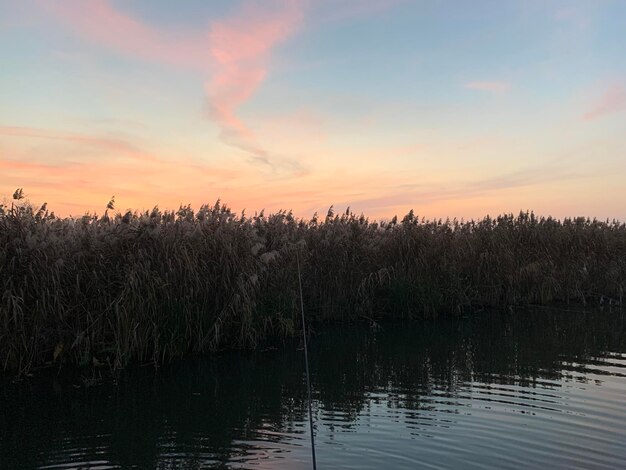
[1,309,625,469]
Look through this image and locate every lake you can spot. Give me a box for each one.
[1,308,625,469]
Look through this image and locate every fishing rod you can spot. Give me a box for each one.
[296,249,317,470]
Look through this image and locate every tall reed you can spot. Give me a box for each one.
[1,194,625,374]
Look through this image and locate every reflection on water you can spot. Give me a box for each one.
[1,309,625,469]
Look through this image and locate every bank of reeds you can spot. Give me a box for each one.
[1,193,625,374]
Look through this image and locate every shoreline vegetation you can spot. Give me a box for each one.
[1,191,625,375]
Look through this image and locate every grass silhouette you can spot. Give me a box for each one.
[1,192,624,374]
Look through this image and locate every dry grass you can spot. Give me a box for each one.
[1,194,625,374]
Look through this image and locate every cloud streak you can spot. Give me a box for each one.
[583,82,626,121]
[464,81,511,94]
[44,0,208,67]
[0,126,248,214]
[205,0,305,171]
[346,163,589,212]
[45,0,309,173]
[0,125,143,156]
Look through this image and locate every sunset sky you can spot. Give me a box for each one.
[1,0,625,219]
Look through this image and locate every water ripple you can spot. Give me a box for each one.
[1,311,625,469]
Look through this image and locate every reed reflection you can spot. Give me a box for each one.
[1,308,624,469]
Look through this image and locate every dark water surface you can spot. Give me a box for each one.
[1,309,626,469]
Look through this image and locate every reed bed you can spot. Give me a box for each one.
[1,193,625,374]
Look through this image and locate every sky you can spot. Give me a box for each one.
[1,0,625,220]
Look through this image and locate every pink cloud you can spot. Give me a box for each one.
[0,126,250,215]
[583,83,626,121]
[0,125,166,168]
[205,0,305,167]
[464,81,511,94]
[42,0,307,173]
[0,125,140,155]
[44,0,208,68]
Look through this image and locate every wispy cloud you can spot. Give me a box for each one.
[583,82,626,121]
[205,0,306,171]
[0,125,247,214]
[45,0,308,173]
[464,81,511,94]
[44,0,207,68]
[0,125,143,156]
[345,163,589,213]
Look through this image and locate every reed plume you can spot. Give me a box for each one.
[1,193,624,374]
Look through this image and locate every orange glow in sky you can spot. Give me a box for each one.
[1,0,625,220]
